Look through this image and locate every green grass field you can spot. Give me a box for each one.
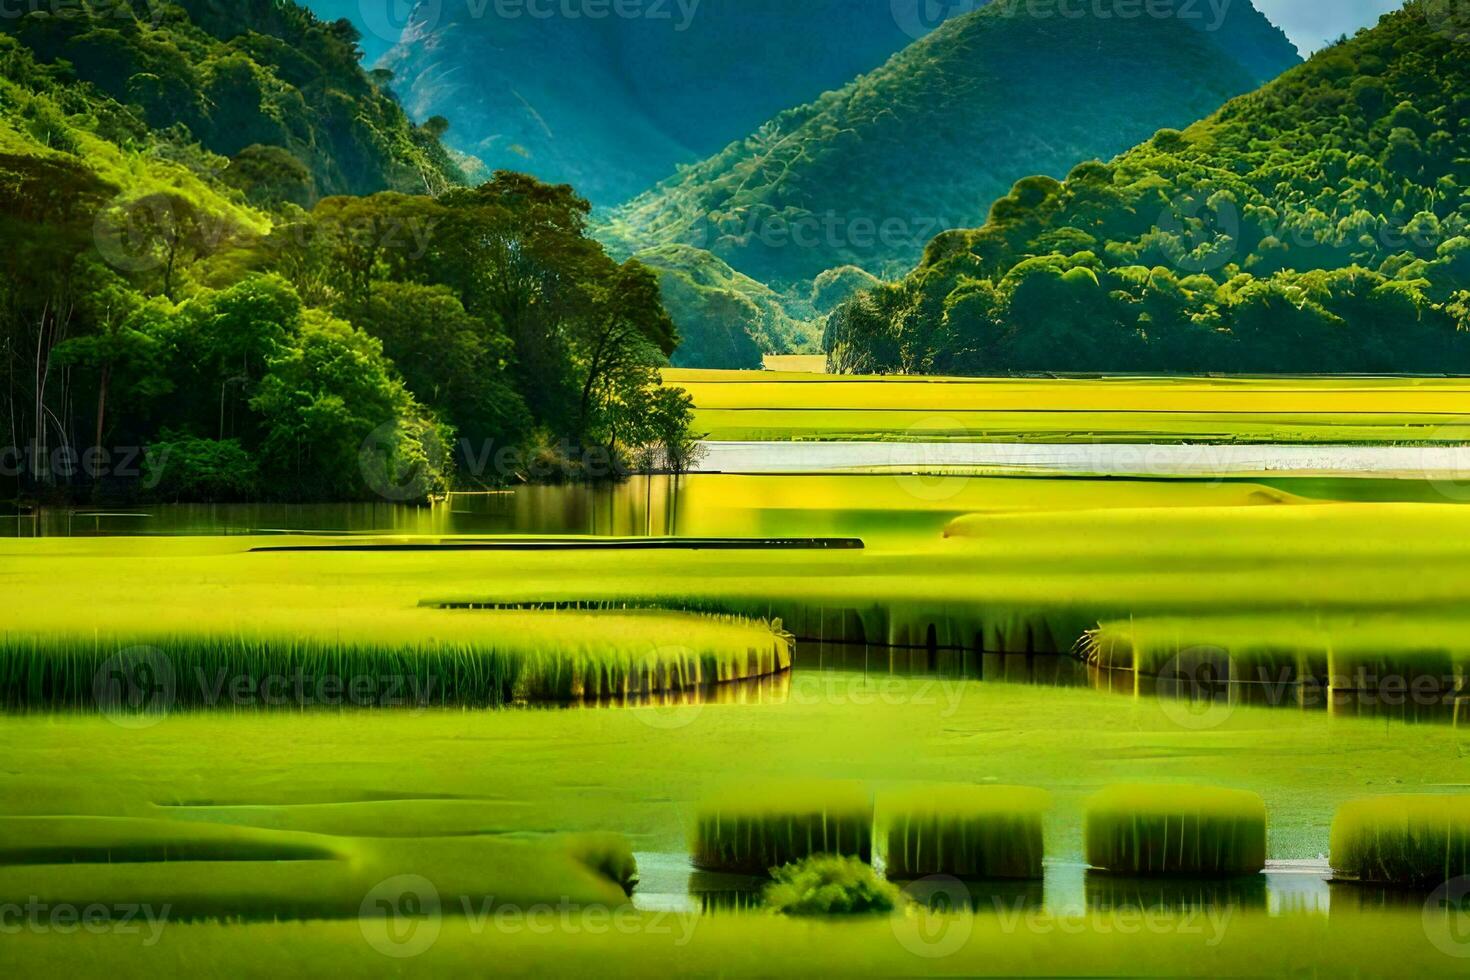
[6,464,1470,974]
[665,370,1470,443]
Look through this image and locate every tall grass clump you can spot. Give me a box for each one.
[1083,615,1470,689]
[881,785,1050,880]
[1084,785,1266,877]
[692,781,873,875]
[1330,795,1470,888]
[0,610,793,710]
[763,855,903,916]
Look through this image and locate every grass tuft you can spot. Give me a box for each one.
[880,784,1050,880]
[763,855,903,916]
[1084,784,1266,877]
[691,781,873,875]
[1330,795,1470,888]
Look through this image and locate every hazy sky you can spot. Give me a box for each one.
[1253,0,1405,54]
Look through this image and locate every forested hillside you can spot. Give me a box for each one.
[0,4,691,504]
[827,2,1470,375]
[2,0,464,203]
[602,0,1297,366]
[605,0,1297,285]
[380,0,987,204]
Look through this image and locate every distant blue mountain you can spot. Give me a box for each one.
[373,0,988,203]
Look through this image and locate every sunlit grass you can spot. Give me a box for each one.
[0,609,792,709]
[692,781,873,875]
[1330,795,1470,888]
[880,784,1049,879]
[1084,785,1267,877]
[664,370,1470,443]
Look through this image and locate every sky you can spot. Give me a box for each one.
[309,1,1411,66]
[1253,0,1406,54]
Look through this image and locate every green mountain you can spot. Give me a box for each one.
[603,0,1299,294]
[826,2,1470,375]
[3,0,464,206]
[380,0,988,205]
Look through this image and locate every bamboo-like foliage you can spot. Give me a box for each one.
[881,784,1050,880]
[1330,795,1470,888]
[691,781,873,875]
[0,610,793,710]
[1084,784,1266,877]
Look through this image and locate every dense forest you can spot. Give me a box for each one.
[0,2,693,504]
[827,3,1470,374]
[600,0,1297,366]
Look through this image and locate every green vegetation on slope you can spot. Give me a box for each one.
[633,245,817,368]
[603,0,1297,296]
[828,3,1470,374]
[1,14,695,503]
[381,0,990,204]
[2,0,463,203]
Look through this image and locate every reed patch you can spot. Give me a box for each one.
[1330,795,1470,888]
[0,609,793,711]
[881,784,1049,880]
[1084,785,1266,877]
[691,781,873,875]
